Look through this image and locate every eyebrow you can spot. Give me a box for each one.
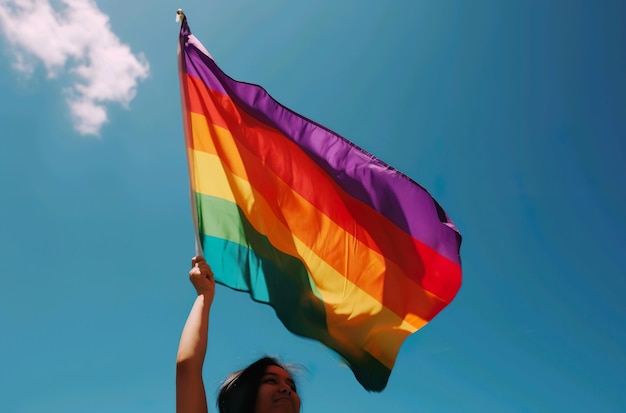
[263,372,296,387]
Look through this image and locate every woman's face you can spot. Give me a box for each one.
[254,365,301,413]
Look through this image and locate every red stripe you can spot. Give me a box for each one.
[185,74,461,303]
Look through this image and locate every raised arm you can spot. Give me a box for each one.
[176,256,216,413]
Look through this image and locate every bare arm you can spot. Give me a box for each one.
[176,256,215,413]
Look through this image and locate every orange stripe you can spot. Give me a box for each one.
[184,73,461,303]
[189,148,423,368]
[189,114,449,323]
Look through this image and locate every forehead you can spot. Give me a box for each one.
[263,365,293,379]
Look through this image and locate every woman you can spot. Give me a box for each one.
[176,256,301,413]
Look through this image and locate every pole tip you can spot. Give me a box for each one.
[176,9,185,23]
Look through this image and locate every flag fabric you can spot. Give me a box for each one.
[178,15,462,391]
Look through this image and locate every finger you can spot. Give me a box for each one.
[200,265,214,279]
[196,259,211,270]
[191,256,205,267]
[189,266,201,279]
[189,263,205,277]
[190,263,213,280]
[198,261,211,271]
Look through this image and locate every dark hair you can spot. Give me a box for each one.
[217,356,295,413]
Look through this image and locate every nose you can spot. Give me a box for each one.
[279,385,292,395]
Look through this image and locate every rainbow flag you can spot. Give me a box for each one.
[178,16,462,391]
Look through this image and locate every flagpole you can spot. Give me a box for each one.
[177,8,203,257]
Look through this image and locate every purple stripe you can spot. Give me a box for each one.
[180,23,462,265]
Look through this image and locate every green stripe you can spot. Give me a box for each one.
[197,192,327,331]
[196,192,392,391]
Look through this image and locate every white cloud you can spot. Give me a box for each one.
[0,0,150,135]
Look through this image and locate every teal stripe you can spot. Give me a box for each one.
[196,192,392,390]
[197,192,328,334]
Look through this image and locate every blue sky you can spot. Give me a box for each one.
[1,1,624,412]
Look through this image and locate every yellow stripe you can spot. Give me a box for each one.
[189,147,427,368]
[188,115,434,327]
[189,111,442,314]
